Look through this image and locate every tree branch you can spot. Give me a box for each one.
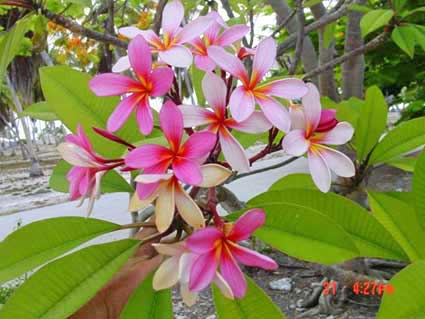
[152,0,168,35]
[288,0,305,74]
[271,9,296,38]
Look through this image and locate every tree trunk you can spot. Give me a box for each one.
[342,0,366,99]
[269,0,319,86]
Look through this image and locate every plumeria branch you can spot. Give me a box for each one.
[288,0,305,74]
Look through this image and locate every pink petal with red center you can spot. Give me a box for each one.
[256,95,291,133]
[251,37,276,86]
[308,150,331,192]
[175,184,205,230]
[281,129,310,156]
[128,36,151,79]
[112,55,130,73]
[219,127,250,173]
[119,26,143,39]
[194,55,216,72]
[161,0,184,35]
[135,98,154,135]
[316,109,338,132]
[319,146,355,178]
[107,94,141,132]
[179,104,214,127]
[150,67,174,97]
[189,250,219,291]
[207,45,249,84]
[319,122,354,145]
[89,73,139,96]
[186,227,223,253]
[229,243,278,270]
[229,86,255,122]
[216,25,250,46]
[227,208,265,242]
[221,245,247,298]
[125,144,173,169]
[302,83,322,134]
[181,131,216,160]
[226,111,272,134]
[177,16,214,44]
[160,100,183,152]
[159,45,193,68]
[172,157,203,185]
[260,78,308,100]
[202,72,227,115]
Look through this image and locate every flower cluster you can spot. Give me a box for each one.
[58,0,355,304]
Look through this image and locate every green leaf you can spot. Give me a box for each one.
[385,156,417,172]
[0,217,120,285]
[190,66,206,106]
[0,15,32,80]
[335,97,363,130]
[39,66,144,158]
[413,150,425,230]
[355,86,388,161]
[392,0,407,12]
[49,160,133,193]
[401,7,425,18]
[229,204,359,264]
[377,261,425,319]
[213,276,285,319]
[0,239,139,319]
[349,4,371,13]
[303,0,322,8]
[369,117,425,164]
[412,24,425,51]
[18,102,58,121]
[368,191,425,262]
[248,189,408,261]
[269,173,316,191]
[323,22,336,48]
[231,130,269,149]
[120,274,172,319]
[360,9,394,37]
[392,26,416,58]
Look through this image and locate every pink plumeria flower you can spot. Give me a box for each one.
[186,209,278,298]
[116,0,213,69]
[58,125,115,215]
[89,36,173,135]
[152,242,233,306]
[282,83,355,192]
[207,37,308,131]
[131,164,232,232]
[180,72,271,172]
[188,11,249,71]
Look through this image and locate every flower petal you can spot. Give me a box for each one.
[129,191,157,211]
[155,181,175,233]
[207,45,249,83]
[179,104,214,127]
[150,67,174,97]
[135,173,173,184]
[316,109,338,132]
[319,146,355,178]
[251,37,276,86]
[308,150,331,192]
[281,129,310,156]
[186,227,223,254]
[256,96,291,133]
[135,98,154,135]
[199,164,232,187]
[58,143,97,167]
[194,55,216,72]
[107,94,140,132]
[229,243,278,270]
[173,158,203,185]
[175,184,205,230]
[213,272,234,299]
[112,55,130,73]
[189,250,218,292]
[119,26,144,39]
[227,208,265,242]
[180,284,198,307]
[229,86,255,122]
[160,100,183,151]
[226,111,272,134]
[159,45,193,68]
[128,35,151,79]
[139,29,162,46]
[302,82,322,134]
[177,16,214,43]
[289,105,306,130]
[202,72,227,115]
[89,73,139,96]
[221,245,246,298]
[136,180,161,201]
[180,131,217,160]
[260,78,308,100]
[219,127,250,173]
[217,25,249,46]
[162,0,184,35]
[125,144,173,169]
[153,255,180,290]
[318,122,354,145]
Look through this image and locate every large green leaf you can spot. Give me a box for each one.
[413,24,425,51]
[248,190,408,261]
[190,66,206,106]
[385,156,417,172]
[229,204,359,264]
[368,191,425,262]
[0,240,139,319]
[18,101,58,121]
[413,150,425,230]
[120,274,172,319]
[0,16,31,80]
[0,217,120,285]
[269,173,316,191]
[39,66,145,158]
[335,97,363,130]
[369,117,425,164]
[391,26,416,58]
[213,276,285,319]
[360,9,394,37]
[49,160,133,193]
[355,86,388,161]
[392,0,407,12]
[377,261,425,319]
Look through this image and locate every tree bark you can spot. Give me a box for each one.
[342,0,366,99]
[269,0,319,85]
